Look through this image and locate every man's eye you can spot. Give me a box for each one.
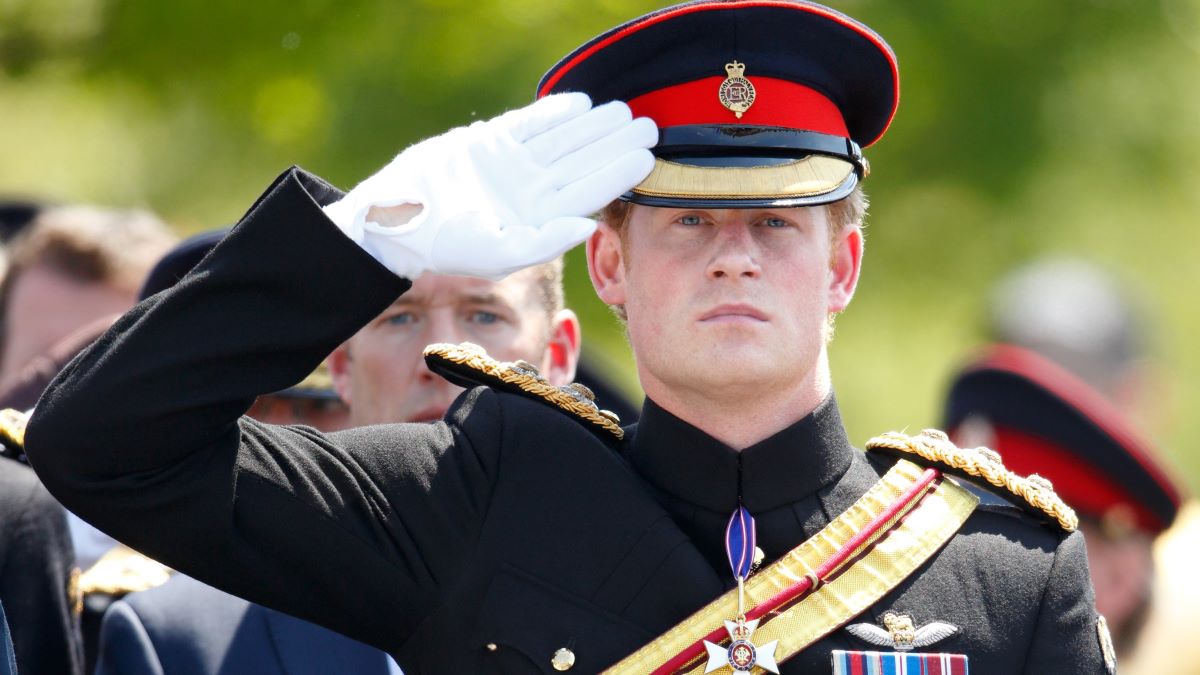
[762,217,789,229]
[678,214,703,226]
[385,312,415,326]
[469,311,500,325]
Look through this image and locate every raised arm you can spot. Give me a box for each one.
[25,94,655,650]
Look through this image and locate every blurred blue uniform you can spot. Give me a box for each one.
[1,601,17,675]
[95,575,391,675]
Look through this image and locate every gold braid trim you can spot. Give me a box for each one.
[423,342,624,440]
[78,545,172,597]
[632,155,854,200]
[0,408,28,450]
[866,429,1079,532]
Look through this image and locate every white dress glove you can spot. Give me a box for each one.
[322,93,657,280]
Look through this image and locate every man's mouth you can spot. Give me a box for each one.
[698,304,769,323]
[410,405,449,423]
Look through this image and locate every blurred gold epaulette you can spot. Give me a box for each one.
[0,408,28,453]
[423,342,624,440]
[866,429,1078,533]
[78,545,173,599]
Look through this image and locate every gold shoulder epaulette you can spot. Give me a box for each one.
[423,342,624,440]
[78,545,173,599]
[0,408,28,452]
[866,429,1078,532]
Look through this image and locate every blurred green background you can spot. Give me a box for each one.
[3,0,1199,486]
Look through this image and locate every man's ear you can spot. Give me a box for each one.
[328,343,354,406]
[828,225,864,314]
[586,222,627,307]
[543,309,582,387]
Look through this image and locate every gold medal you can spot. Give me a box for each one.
[703,615,780,673]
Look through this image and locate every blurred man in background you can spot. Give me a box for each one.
[94,232,587,673]
[0,205,176,410]
[328,261,580,428]
[0,205,173,671]
[0,437,82,675]
[987,257,1200,674]
[945,344,1180,656]
[989,257,1153,424]
[0,200,172,675]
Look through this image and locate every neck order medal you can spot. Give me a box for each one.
[703,506,779,673]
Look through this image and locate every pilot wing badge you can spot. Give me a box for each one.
[845,612,958,651]
[837,612,966,675]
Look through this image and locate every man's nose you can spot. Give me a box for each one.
[416,312,468,380]
[705,225,762,280]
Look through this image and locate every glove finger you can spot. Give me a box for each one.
[523,100,634,166]
[430,215,594,281]
[493,93,593,143]
[504,217,597,266]
[550,148,656,217]
[546,116,658,189]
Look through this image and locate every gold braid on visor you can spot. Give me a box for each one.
[632,155,857,201]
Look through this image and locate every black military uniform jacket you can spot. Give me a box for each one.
[28,169,1107,674]
[0,456,83,675]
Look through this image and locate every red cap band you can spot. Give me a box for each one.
[628,76,849,136]
[986,425,1166,533]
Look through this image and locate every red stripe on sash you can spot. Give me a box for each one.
[648,469,941,675]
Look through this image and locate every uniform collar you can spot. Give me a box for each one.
[626,393,854,513]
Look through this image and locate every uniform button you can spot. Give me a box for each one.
[551,647,576,671]
[485,643,498,652]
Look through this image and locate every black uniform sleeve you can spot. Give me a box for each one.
[1021,529,1108,674]
[26,168,504,652]
[0,459,83,675]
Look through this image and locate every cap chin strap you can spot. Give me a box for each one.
[654,125,866,175]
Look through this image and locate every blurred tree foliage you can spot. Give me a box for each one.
[3,0,1200,484]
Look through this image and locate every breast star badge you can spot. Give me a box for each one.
[703,618,779,673]
[844,611,959,651]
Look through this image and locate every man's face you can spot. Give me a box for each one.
[589,204,861,405]
[330,270,578,427]
[1079,520,1154,648]
[0,264,135,383]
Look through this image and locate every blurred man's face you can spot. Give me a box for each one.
[329,270,579,427]
[1080,520,1154,650]
[0,264,135,384]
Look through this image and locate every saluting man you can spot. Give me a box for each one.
[27,2,1110,673]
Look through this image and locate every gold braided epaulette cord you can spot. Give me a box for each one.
[78,545,172,598]
[865,429,1078,532]
[423,342,624,440]
[0,408,28,451]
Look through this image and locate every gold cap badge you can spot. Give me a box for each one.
[719,61,756,119]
